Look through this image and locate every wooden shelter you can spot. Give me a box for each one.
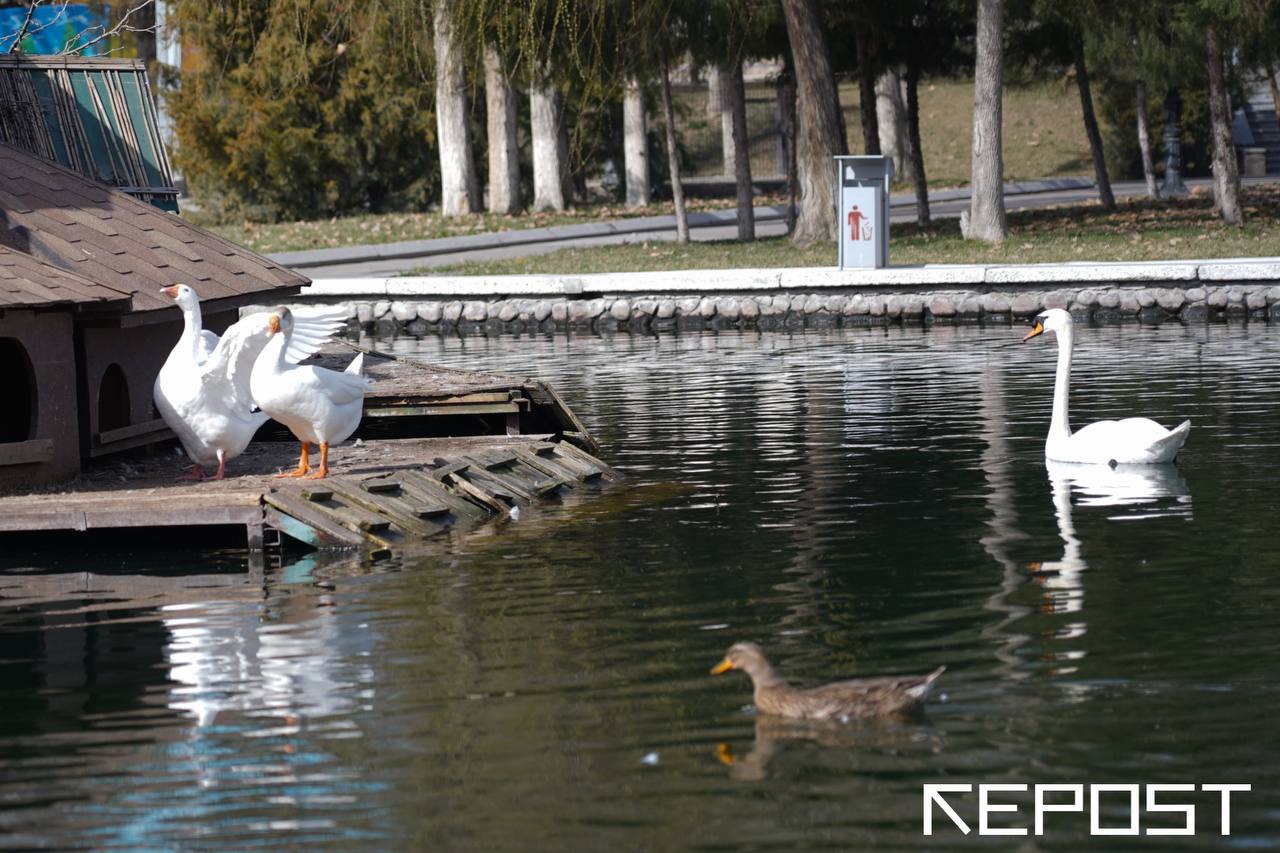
[0,140,307,488]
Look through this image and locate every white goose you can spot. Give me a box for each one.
[154,287,349,480]
[162,283,220,365]
[250,308,372,479]
[1023,308,1190,465]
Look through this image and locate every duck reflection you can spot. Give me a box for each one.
[715,714,938,782]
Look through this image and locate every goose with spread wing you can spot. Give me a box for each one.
[1023,309,1190,465]
[250,307,372,479]
[154,287,349,480]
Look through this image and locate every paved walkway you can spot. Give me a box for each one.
[271,176,1277,279]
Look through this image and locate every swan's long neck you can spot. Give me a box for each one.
[1050,326,1074,440]
[179,299,202,360]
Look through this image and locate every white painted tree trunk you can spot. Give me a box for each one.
[875,65,910,176]
[1135,81,1159,199]
[530,82,566,212]
[965,0,1007,243]
[623,78,650,207]
[716,63,735,177]
[484,47,520,214]
[1206,27,1242,224]
[433,0,480,216]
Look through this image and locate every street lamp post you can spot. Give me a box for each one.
[1160,88,1190,197]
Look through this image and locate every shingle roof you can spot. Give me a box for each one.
[0,244,131,310]
[0,141,307,315]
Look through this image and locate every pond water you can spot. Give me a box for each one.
[2,323,1279,850]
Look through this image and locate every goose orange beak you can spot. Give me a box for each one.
[160,284,180,299]
[711,658,734,675]
[1022,321,1044,342]
[267,314,280,335]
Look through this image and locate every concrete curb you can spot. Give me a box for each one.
[301,257,1280,300]
[270,177,1095,270]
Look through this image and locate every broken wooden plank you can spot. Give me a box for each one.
[552,441,623,481]
[396,470,493,521]
[262,494,372,549]
[323,478,445,539]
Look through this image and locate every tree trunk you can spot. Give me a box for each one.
[726,58,755,241]
[965,0,1007,243]
[779,77,798,233]
[1205,26,1242,224]
[433,0,480,215]
[1073,37,1115,211]
[1266,59,1280,122]
[905,61,930,226]
[484,47,520,214]
[876,65,909,175]
[659,56,689,243]
[717,62,736,177]
[705,64,722,121]
[1135,81,1159,199]
[530,81,566,212]
[856,29,881,155]
[623,77,650,207]
[780,0,842,244]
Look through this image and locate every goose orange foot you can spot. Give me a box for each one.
[276,443,311,478]
[309,443,330,479]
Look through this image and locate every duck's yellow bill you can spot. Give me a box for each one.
[711,659,734,675]
[714,743,736,765]
[1022,322,1044,342]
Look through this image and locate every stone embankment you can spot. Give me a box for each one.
[288,260,1280,334]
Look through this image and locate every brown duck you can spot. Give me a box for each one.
[710,642,945,721]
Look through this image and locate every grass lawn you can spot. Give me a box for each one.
[420,185,1280,276]
[197,78,1093,255]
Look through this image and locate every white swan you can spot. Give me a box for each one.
[155,287,350,479]
[250,308,372,479]
[1023,308,1190,465]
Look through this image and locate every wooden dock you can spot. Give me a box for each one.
[0,345,619,557]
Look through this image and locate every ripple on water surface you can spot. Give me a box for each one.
[1,324,1279,849]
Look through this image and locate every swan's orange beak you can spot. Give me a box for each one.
[160,284,180,299]
[267,314,281,335]
[711,658,734,675]
[1022,321,1044,341]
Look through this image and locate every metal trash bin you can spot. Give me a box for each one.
[835,155,893,269]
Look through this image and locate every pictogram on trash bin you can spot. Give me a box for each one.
[835,156,893,269]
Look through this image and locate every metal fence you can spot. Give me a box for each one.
[664,80,789,181]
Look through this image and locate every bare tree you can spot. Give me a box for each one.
[1073,36,1115,211]
[623,77,650,207]
[433,0,480,216]
[965,0,1007,243]
[658,54,689,243]
[725,57,754,241]
[1205,26,1242,224]
[855,29,881,155]
[781,0,842,244]
[904,60,930,226]
[875,65,909,175]
[530,80,566,212]
[484,46,520,214]
[5,0,156,56]
[1135,81,1159,198]
[716,62,735,177]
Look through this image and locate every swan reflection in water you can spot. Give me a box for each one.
[1029,461,1192,653]
[715,714,941,782]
